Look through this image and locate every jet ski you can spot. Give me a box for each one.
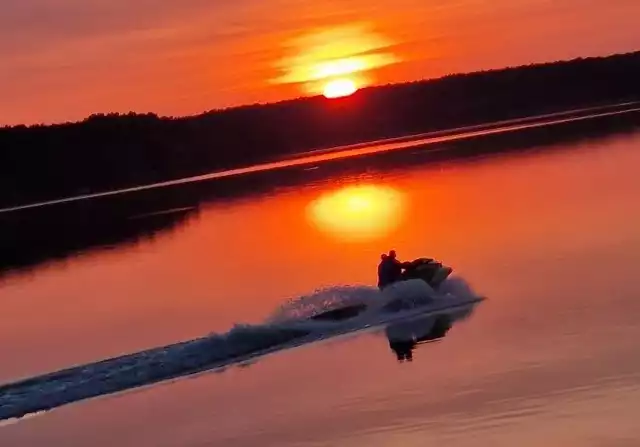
[308,257,459,322]
[398,257,453,289]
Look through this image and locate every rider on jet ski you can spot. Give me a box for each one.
[377,250,411,290]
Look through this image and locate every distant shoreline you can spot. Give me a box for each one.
[282,101,640,160]
[1,51,639,209]
[1,101,638,214]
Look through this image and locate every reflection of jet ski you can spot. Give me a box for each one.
[385,304,472,362]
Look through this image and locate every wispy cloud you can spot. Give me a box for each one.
[1,0,638,125]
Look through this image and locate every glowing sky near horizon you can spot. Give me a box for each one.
[0,0,638,125]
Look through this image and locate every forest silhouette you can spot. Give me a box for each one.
[1,51,639,209]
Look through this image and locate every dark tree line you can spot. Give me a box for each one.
[1,51,639,208]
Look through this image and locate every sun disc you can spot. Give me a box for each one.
[323,78,358,98]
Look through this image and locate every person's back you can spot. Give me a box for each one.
[378,250,404,289]
[387,250,403,281]
[378,254,391,289]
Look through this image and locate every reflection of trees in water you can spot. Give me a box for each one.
[0,112,638,280]
[0,195,198,280]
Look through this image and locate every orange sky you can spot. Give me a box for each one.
[1,0,638,126]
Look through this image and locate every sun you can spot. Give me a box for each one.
[272,24,400,96]
[323,78,358,98]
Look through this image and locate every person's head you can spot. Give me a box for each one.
[389,250,397,259]
[381,253,388,261]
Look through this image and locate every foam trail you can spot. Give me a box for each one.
[0,279,483,423]
[0,324,311,423]
[268,285,381,322]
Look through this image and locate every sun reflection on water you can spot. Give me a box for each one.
[307,184,406,241]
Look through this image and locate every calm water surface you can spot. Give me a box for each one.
[1,126,640,446]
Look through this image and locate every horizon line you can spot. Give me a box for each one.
[1,101,638,215]
[3,50,638,129]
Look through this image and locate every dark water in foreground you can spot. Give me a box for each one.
[1,115,640,446]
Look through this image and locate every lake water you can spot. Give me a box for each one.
[1,113,640,446]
